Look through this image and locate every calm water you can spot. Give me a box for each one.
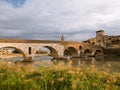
[0,55,120,72]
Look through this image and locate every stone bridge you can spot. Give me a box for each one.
[0,38,103,61]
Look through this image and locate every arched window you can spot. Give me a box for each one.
[29,47,31,54]
[79,46,82,50]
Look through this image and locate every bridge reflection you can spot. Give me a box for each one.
[53,56,105,66]
[52,56,120,72]
[1,55,120,72]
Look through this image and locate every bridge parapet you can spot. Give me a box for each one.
[0,38,61,43]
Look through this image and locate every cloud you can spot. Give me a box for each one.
[0,0,120,41]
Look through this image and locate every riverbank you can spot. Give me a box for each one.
[0,53,49,59]
[0,54,22,59]
[0,61,120,90]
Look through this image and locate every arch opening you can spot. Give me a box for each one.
[0,46,26,61]
[64,47,78,57]
[83,49,92,57]
[94,50,103,56]
[79,45,82,50]
[79,45,83,56]
[29,47,32,54]
[36,46,59,59]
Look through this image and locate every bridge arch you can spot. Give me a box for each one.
[0,46,27,60]
[83,49,92,56]
[36,46,59,58]
[44,46,59,58]
[94,49,103,56]
[64,46,78,57]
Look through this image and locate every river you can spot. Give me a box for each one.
[0,55,120,73]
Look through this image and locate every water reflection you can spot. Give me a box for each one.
[52,56,120,72]
[0,55,120,72]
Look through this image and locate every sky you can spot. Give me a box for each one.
[0,0,120,41]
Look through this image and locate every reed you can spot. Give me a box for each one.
[0,61,120,90]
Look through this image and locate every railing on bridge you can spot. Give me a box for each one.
[0,38,61,43]
[0,38,83,44]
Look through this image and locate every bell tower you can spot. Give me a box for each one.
[61,34,64,45]
[96,30,104,46]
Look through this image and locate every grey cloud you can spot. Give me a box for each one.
[0,0,120,41]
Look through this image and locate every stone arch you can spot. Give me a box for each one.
[64,46,78,57]
[36,46,59,58]
[0,46,27,60]
[94,49,103,56]
[44,46,59,58]
[83,49,92,56]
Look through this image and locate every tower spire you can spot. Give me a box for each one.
[61,34,64,45]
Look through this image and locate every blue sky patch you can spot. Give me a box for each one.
[6,0,26,8]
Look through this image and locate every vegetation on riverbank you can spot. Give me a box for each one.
[0,61,120,90]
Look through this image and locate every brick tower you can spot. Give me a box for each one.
[96,30,104,46]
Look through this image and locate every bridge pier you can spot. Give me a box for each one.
[23,55,34,62]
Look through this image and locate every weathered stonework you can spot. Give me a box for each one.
[0,39,103,61]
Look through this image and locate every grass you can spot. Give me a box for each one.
[0,60,120,90]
